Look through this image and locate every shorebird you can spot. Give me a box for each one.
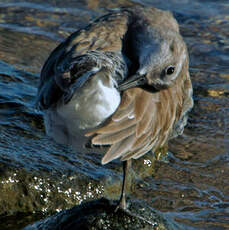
[36,6,193,210]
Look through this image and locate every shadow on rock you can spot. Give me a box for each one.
[23,198,182,230]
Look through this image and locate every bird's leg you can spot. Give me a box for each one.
[116,159,132,211]
[114,159,157,227]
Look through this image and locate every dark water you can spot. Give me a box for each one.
[0,0,228,229]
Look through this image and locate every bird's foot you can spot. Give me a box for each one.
[114,198,128,212]
[114,200,156,227]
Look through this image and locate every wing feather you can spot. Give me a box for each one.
[112,102,134,122]
[101,135,135,164]
[86,88,165,163]
[92,125,135,145]
[136,97,155,137]
[134,89,152,122]
[85,69,192,164]
[131,132,151,150]
[86,118,136,135]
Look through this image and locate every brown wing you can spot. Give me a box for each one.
[40,10,129,85]
[85,87,171,164]
[37,11,129,109]
[85,57,193,165]
[66,13,129,54]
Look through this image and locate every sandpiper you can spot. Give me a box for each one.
[36,6,193,210]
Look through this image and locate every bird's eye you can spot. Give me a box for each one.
[166,66,175,75]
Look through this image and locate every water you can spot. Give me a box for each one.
[0,0,228,229]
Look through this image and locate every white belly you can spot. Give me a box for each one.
[44,75,121,152]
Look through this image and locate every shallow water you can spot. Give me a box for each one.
[0,0,228,229]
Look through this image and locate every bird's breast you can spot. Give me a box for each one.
[57,75,121,132]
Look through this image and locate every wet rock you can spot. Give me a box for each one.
[0,150,157,214]
[207,89,225,97]
[0,128,165,229]
[23,198,181,230]
[0,162,99,216]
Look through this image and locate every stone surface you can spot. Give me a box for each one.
[0,134,162,229]
[23,198,181,230]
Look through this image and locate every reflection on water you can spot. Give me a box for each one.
[0,0,228,229]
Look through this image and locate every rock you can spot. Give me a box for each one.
[0,127,165,229]
[23,198,181,230]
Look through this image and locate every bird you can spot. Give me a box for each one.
[36,6,193,211]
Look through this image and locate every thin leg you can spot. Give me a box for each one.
[114,160,156,226]
[116,159,131,210]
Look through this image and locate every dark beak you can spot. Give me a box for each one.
[118,74,147,91]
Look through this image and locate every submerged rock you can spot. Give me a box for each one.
[23,198,181,230]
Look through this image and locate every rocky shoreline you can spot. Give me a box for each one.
[0,140,173,229]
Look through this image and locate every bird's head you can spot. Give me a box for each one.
[119,28,188,92]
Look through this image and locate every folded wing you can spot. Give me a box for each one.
[85,56,193,164]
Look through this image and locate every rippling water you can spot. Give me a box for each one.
[0,0,228,229]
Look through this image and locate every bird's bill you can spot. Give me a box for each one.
[118,74,147,91]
